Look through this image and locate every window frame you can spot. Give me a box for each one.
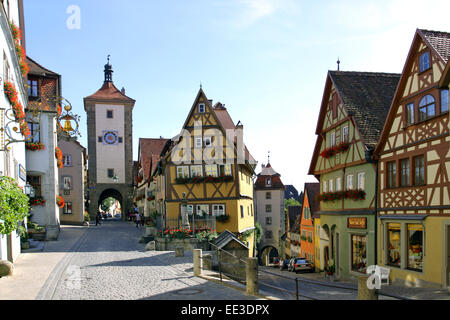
[198,103,205,113]
[405,102,414,126]
[205,164,218,177]
[63,202,73,215]
[63,154,72,167]
[176,166,190,179]
[418,94,435,122]
[413,155,425,186]
[265,204,272,213]
[190,165,203,177]
[212,204,225,217]
[27,122,40,143]
[107,168,115,178]
[346,174,354,190]
[357,172,365,191]
[399,158,410,187]
[342,126,349,143]
[27,78,39,99]
[419,51,431,73]
[265,191,271,199]
[441,89,449,113]
[387,161,397,189]
[106,110,114,119]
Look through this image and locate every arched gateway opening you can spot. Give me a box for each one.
[97,189,123,220]
[259,246,279,266]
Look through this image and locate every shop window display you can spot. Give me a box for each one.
[351,234,367,273]
[407,224,423,271]
[388,223,401,267]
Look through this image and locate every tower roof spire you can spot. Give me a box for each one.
[104,55,113,83]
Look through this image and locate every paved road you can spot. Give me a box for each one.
[258,267,360,300]
[38,220,259,300]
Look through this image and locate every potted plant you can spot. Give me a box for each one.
[326,264,335,275]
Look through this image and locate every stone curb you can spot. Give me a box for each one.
[197,273,280,301]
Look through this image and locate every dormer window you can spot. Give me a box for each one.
[198,103,205,113]
[266,178,271,186]
[204,136,212,147]
[419,51,430,72]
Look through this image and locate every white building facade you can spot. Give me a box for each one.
[0,0,27,262]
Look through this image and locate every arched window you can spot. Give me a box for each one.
[418,94,435,121]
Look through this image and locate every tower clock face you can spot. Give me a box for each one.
[103,130,118,145]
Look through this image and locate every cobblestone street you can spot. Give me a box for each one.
[33,220,258,300]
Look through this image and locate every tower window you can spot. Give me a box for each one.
[107,110,113,119]
[118,137,123,143]
[107,169,114,178]
[98,136,103,143]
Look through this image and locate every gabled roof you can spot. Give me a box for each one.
[304,183,320,217]
[375,28,450,156]
[419,29,450,63]
[27,56,60,77]
[165,88,256,170]
[138,138,168,181]
[328,71,401,148]
[309,71,400,175]
[214,230,248,250]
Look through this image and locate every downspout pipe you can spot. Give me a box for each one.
[365,148,378,266]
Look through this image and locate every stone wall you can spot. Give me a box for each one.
[155,237,211,251]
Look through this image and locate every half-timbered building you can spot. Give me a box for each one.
[159,88,258,256]
[309,71,400,279]
[374,29,450,288]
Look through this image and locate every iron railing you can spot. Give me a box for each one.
[164,215,216,231]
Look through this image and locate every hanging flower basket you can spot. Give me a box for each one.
[55,147,63,168]
[25,142,45,151]
[320,142,350,159]
[56,195,65,208]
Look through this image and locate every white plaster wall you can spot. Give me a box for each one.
[26,113,50,173]
[255,189,284,248]
[95,104,125,183]
[0,232,7,260]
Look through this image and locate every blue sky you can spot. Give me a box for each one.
[23,0,449,192]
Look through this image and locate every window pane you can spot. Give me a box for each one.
[441,90,449,113]
[205,165,218,177]
[400,159,410,187]
[191,165,203,177]
[351,235,367,273]
[387,223,401,268]
[419,52,430,72]
[387,162,397,188]
[407,224,423,271]
[406,103,414,125]
[414,156,424,186]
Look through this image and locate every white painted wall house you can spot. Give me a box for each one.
[0,0,27,262]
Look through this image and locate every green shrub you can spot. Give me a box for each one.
[0,176,29,235]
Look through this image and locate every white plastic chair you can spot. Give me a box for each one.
[367,265,390,286]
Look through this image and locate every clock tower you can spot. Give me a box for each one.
[84,57,135,219]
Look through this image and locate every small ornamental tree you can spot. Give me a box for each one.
[0,176,29,235]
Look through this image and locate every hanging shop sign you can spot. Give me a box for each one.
[347,217,367,229]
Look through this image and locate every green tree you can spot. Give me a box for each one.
[284,198,300,212]
[100,197,116,212]
[0,176,29,235]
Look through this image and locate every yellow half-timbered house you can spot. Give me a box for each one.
[159,88,258,256]
[374,29,450,288]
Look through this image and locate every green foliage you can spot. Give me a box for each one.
[284,198,300,212]
[254,222,263,244]
[0,176,30,235]
[195,229,218,242]
[100,197,116,212]
[84,211,90,222]
[215,215,230,223]
[18,225,29,241]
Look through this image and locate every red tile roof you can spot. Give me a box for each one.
[84,81,135,103]
[419,29,450,62]
[138,138,168,181]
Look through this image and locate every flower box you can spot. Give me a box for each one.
[316,189,366,202]
[320,142,350,159]
[30,197,46,206]
[175,175,233,184]
[26,142,45,151]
